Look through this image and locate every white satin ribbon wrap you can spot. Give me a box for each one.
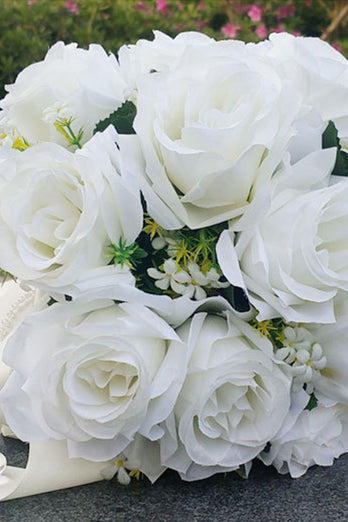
[0,439,111,501]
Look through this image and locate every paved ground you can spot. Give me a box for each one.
[1,435,348,522]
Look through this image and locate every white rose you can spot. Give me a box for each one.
[160,312,291,480]
[120,40,301,230]
[0,127,142,295]
[0,42,127,145]
[258,33,348,141]
[0,299,186,461]
[261,402,348,478]
[118,30,213,100]
[224,153,347,324]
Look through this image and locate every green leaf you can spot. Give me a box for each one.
[305,392,318,411]
[94,101,137,135]
[335,150,348,176]
[322,120,338,149]
[132,246,148,262]
[322,121,348,177]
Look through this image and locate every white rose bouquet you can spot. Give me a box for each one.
[1,31,348,500]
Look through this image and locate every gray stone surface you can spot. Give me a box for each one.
[1,435,348,522]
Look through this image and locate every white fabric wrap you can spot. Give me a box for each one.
[0,440,110,501]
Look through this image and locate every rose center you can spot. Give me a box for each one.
[19,169,83,263]
[77,360,139,403]
[201,375,267,440]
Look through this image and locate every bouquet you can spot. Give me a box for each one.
[0,30,348,500]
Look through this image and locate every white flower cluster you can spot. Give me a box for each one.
[275,325,327,392]
[148,259,229,300]
[0,31,348,494]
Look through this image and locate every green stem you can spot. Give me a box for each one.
[66,121,83,149]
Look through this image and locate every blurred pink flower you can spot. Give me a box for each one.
[221,23,240,39]
[28,0,37,4]
[65,0,79,14]
[247,5,262,22]
[198,1,205,9]
[255,24,268,38]
[233,3,249,15]
[270,24,285,33]
[134,1,146,9]
[101,12,109,19]
[278,5,295,19]
[156,0,167,12]
[197,20,208,30]
[134,1,152,14]
[177,2,184,10]
[292,31,301,37]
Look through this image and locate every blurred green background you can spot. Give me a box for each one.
[0,0,347,97]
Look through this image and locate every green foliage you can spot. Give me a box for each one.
[306,392,318,411]
[322,120,339,149]
[0,269,15,284]
[249,317,287,346]
[293,0,327,37]
[94,101,136,135]
[0,0,346,98]
[55,117,84,148]
[322,121,348,176]
[165,224,226,272]
[107,238,147,270]
[135,216,231,300]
